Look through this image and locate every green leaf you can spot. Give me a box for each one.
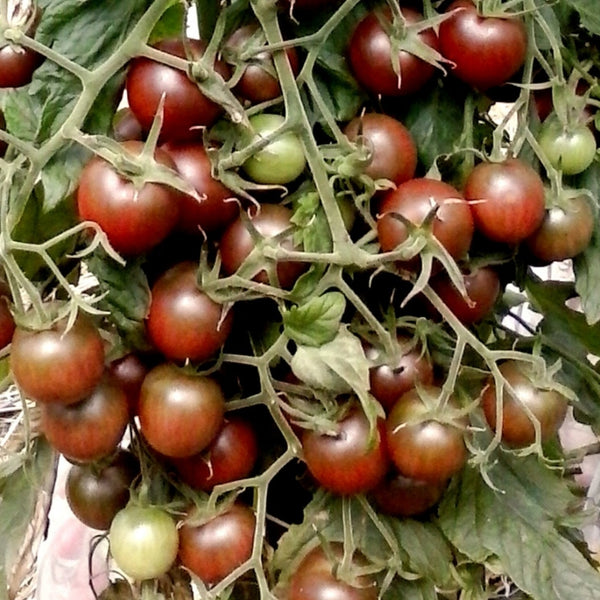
[573,226,600,326]
[290,327,369,394]
[87,251,151,351]
[382,578,438,600]
[0,440,56,598]
[563,0,600,35]
[283,291,346,347]
[149,3,186,44]
[438,456,600,600]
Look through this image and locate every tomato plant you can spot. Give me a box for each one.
[3,1,600,600]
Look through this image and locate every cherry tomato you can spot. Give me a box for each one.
[366,336,434,412]
[146,261,234,363]
[481,360,568,447]
[77,140,180,255]
[438,0,527,91]
[66,449,139,530]
[371,471,446,517]
[525,194,594,263]
[0,295,15,349]
[162,142,239,235]
[288,543,378,600]
[242,114,306,185]
[109,505,179,581]
[464,158,545,244]
[107,353,149,416]
[348,7,439,97]
[112,107,143,142]
[343,113,417,186]
[377,177,474,266]
[301,405,389,496]
[386,387,467,483]
[126,38,230,142]
[41,376,129,462]
[224,23,300,104]
[10,312,105,405]
[538,115,597,175]
[178,503,256,586]
[171,417,258,491]
[138,363,225,458]
[219,203,307,289]
[430,265,501,325]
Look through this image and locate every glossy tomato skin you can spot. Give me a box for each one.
[112,107,144,142]
[349,7,439,97]
[288,543,378,600]
[538,116,597,175]
[41,377,129,462]
[386,387,467,483]
[126,39,230,142]
[366,337,434,412]
[344,113,417,186]
[377,178,474,266]
[225,23,300,104]
[0,42,40,88]
[430,266,501,325]
[242,114,306,185]
[301,406,389,496]
[439,0,527,91]
[66,449,139,530]
[139,363,225,458]
[220,203,307,289]
[146,261,233,363]
[481,360,568,447]
[525,195,594,263]
[109,505,179,581]
[371,471,446,517]
[107,353,148,416]
[162,142,239,235]
[77,141,180,255]
[0,295,15,349]
[10,313,105,405]
[178,503,256,586]
[464,158,545,244]
[171,417,258,491]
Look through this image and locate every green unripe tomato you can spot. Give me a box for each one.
[242,113,306,185]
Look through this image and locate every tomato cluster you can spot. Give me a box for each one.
[1,0,599,598]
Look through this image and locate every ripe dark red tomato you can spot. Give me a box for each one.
[162,142,239,235]
[525,194,594,263]
[386,387,467,483]
[224,23,300,104]
[138,363,225,458]
[41,377,129,462]
[0,295,15,349]
[146,261,234,363]
[10,313,105,405]
[288,543,378,600]
[126,39,230,142]
[377,178,474,266]
[301,405,389,496]
[349,7,439,96]
[66,449,139,530]
[219,203,307,289]
[344,113,417,186]
[112,107,143,142]
[464,158,545,244]
[481,360,568,447]
[171,417,258,491]
[439,0,527,91]
[371,471,446,517]
[430,266,501,325]
[178,504,256,586]
[366,337,434,412]
[107,353,148,416]
[77,141,180,255]
[0,43,40,88]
